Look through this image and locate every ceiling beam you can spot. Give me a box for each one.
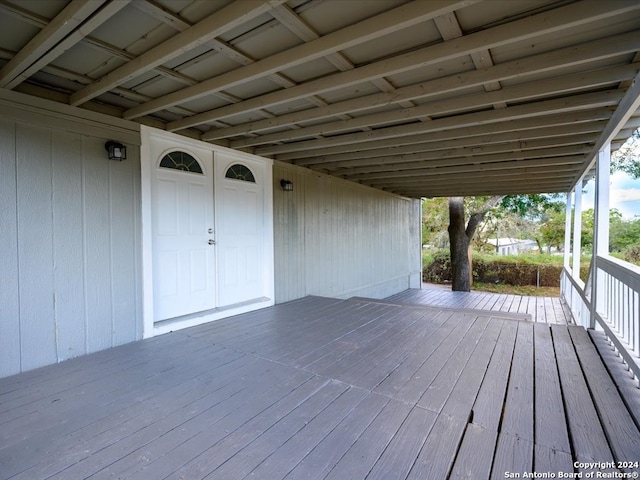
[294,123,606,168]
[198,30,640,140]
[358,166,583,187]
[231,64,638,148]
[0,0,107,88]
[254,90,623,156]
[122,0,475,119]
[69,0,287,106]
[571,69,640,186]
[277,110,613,161]
[2,1,130,90]
[341,147,592,181]
[315,135,598,173]
[168,0,640,133]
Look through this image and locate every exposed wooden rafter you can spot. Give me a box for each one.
[1,0,639,198]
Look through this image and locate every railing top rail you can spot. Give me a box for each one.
[596,254,640,291]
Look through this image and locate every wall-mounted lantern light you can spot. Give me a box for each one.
[280,179,293,191]
[105,141,127,161]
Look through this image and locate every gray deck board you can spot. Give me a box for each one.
[534,323,571,454]
[589,329,640,427]
[449,423,498,480]
[323,400,413,480]
[283,393,390,479]
[471,320,518,430]
[2,294,639,480]
[385,285,573,324]
[569,326,640,470]
[500,322,534,442]
[551,325,616,466]
[491,434,534,479]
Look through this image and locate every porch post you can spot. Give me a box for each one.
[590,143,611,328]
[563,191,572,269]
[572,185,583,280]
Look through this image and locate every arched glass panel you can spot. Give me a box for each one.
[225,164,256,183]
[159,151,203,174]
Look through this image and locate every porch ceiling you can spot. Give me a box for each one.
[1,0,640,198]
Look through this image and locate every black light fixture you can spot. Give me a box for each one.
[280,179,293,191]
[105,141,127,161]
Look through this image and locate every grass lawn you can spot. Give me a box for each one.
[471,282,560,297]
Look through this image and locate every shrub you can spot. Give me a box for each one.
[621,244,640,266]
[423,250,579,287]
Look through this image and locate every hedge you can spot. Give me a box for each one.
[422,250,588,287]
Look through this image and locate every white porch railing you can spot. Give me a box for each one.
[561,254,640,382]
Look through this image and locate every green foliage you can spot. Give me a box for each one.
[421,197,450,248]
[422,250,588,287]
[611,128,640,178]
[621,245,640,266]
[499,194,564,219]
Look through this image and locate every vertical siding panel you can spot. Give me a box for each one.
[82,136,112,352]
[52,131,86,361]
[109,145,139,346]
[273,162,420,302]
[273,165,305,303]
[16,123,57,370]
[0,119,21,376]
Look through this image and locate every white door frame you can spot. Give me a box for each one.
[140,126,274,338]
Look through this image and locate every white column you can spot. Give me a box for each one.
[590,143,611,328]
[563,191,573,269]
[572,185,582,280]
[593,144,611,256]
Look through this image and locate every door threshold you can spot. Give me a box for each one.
[152,297,273,335]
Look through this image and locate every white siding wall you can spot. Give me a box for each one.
[274,162,421,303]
[0,99,142,378]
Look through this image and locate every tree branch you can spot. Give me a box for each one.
[465,195,505,238]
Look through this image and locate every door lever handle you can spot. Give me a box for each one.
[208,239,215,245]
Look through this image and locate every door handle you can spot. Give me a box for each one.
[208,239,215,245]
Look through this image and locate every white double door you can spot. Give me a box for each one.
[151,142,216,321]
[150,139,267,322]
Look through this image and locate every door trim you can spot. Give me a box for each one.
[140,126,275,338]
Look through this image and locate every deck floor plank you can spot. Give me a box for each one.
[372,311,461,399]
[84,364,311,480]
[589,330,640,427]
[551,325,616,466]
[449,423,498,480]
[534,444,575,475]
[534,323,571,455]
[365,406,438,480]
[388,314,478,405]
[41,358,307,480]
[420,316,498,414]
[127,375,331,480]
[491,434,534,479]
[5,351,262,479]
[282,393,390,480]
[406,412,468,480]
[500,322,534,442]
[322,399,413,480]
[470,320,518,431]
[2,295,640,480]
[212,384,368,480]
[1,342,242,458]
[569,326,640,470]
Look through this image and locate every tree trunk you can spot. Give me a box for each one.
[447,195,504,292]
[448,197,471,292]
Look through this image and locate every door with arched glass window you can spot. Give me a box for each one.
[215,154,266,307]
[151,144,216,321]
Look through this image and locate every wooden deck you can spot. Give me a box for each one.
[384,284,574,324]
[1,296,639,480]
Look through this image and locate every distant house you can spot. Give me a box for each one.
[486,238,539,256]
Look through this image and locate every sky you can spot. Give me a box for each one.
[582,171,640,219]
